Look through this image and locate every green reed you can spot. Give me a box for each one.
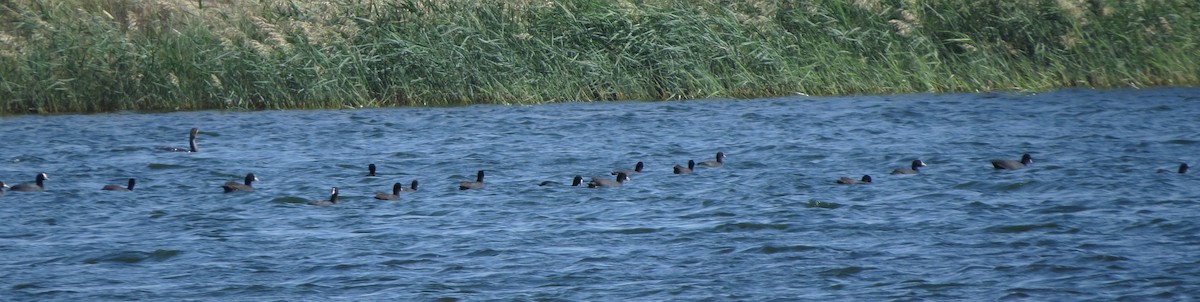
[0,0,1196,114]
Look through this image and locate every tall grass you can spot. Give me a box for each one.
[0,0,1197,114]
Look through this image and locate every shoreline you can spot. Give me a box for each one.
[2,1,1197,114]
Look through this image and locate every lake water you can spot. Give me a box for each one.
[1,87,1198,301]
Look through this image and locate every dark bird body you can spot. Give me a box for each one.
[836,175,872,185]
[589,173,629,188]
[309,187,339,206]
[673,160,695,174]
[991,154,1033,170]
[891,160,927,175]
[102,178,136,191]
[223,173,258,192]
[459,170,485,190]
[10,173,49,192]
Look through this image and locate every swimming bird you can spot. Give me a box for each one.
[836,175,872,185]
[10,173,49,192]
[673,160,695,174]
[375,183,401,200]
[222,173,258,193]
[1158,163,1189,174]
[367,164,377,176]
[308,187,339,206]
[0,182,7,197]
[991,154,1033,170]
[539,175,583,187]
[160,127,199,152]
[612,161,644,176]
[400,180,419,192]
[697,152,726,167]
[891,159,927,175]
[459,170,485,190]
[588,172,629,188]
[102,178,136,191]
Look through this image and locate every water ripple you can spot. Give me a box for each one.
[2,87,1200,300]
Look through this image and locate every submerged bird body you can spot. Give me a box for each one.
[837,175,872,185]
[102,178,136,191]
[991,154,1033,170]
[613,162,644,176]
[10,173,49,192]
[223,173,258,193]
[891,159,927,175]
[367,164,377,176]
[673,160,696,174]
[459,170,485,190]
[539,176,583,187]
[589,173,629,188]
[1158,163,1189,174]
[400,180,419,192]
[697,152,726,167]
[308,187,339,206]
[160,128,199,152]
[375,183,401,200]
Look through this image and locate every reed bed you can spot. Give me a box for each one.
[0,0,1197,114]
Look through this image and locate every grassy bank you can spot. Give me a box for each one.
[1,0,1197,114]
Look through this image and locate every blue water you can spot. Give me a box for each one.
[2,87,1198,300]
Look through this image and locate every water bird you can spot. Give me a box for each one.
[367,164,377,176]
[697,152,726,167]
[1157,163,1188,174]
[400,180,419,192]
[459,170,485,190]
[891,159,927,175]
[588,173,629,188]
[160,127,199,152]
[539,175,583,187]
[613,161,644,176]
[0,182,7,197]
[10,173,49,192]
[308,187,338,206]
[836,175,872,184]
[222,173,258,193]
[991,154,1032,170]
[673,160,695,174]
[375,183,402,200]
[102,178,136,191]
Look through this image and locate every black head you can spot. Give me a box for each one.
[912,160,927,169]
[410,180,420,190]
[329,187,339,203]
[1180,163,1189,174]
[475,170,485,182]
[1020,154,1033,165]
[244,173,258,185]
[1,181,7,191]
[189,127,199,138]
[392,182,403,195]
[716,152,726,162]
[35,172,49,186]
[368,164,377,176]
[572,175,583,186]
[127,178,136,190]
[861,175,872,182]
[616,172,629,183]
[634,162,644,172]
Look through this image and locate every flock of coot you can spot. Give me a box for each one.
[0,128,1190,202]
